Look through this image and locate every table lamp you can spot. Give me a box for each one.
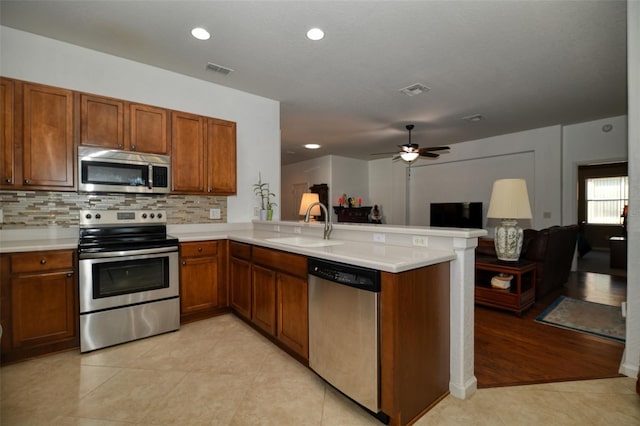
[299,193,321,219]
[486,179,532,261]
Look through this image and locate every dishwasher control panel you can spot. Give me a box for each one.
[308,258,380,292]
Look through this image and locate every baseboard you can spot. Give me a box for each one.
[449,376,477,399]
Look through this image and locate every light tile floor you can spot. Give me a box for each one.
[1,314,639,425]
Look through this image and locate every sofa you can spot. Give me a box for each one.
[521,225,579,299]
[477,224,579,300]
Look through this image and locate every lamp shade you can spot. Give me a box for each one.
[299,193,321,216]
[487,179,532,219]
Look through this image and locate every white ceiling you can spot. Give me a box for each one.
[0,1,628,165]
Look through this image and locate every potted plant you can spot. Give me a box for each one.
[253,173,276,221]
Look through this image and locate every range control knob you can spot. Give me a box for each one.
[142,213,148,219]
[150,213,155,219]
[95,213,101,219]
[85,213,92,220]
[157,213,163,219]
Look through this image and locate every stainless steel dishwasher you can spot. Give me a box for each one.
[308,257,388,423]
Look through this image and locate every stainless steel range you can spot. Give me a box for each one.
[78,209,180,352]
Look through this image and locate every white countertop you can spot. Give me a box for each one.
[0,221,475,273]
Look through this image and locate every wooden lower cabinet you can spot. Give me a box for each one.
[277,272,308,359]
[1,250,79,364]
[229,242,252,320]
[179,241,228,322]
[251,264,277,335]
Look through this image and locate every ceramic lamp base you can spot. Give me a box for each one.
[493,219,523,261]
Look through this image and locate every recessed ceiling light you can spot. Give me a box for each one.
[304,143,321,149]
[191,27,211,40]
[306,28,325,41]
[399,83,430,97]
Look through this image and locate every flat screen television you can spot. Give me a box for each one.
[430,202,483,229]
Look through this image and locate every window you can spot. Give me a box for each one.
[586,176,628,224]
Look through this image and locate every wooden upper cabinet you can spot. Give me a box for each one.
[80,93,170,155]
[0,77,15,187]
[80,94,124,150]
[129,103,169,154]
[171,111,206,193]
[22,82,75,189]
[206,118,237,194]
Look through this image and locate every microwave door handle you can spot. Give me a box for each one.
[148,164,153,190]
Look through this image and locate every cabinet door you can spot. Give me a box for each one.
[130,104,170,154]
[230,256,252,319]
[22,82,74,189]
[180,254,219,316]
[171,111,205,193]
[206,118,236,194]
[252,264,277,335]
[11,271,76,348]
[277,272,308,359]
[0,77,15,187]
[80,94,125,149]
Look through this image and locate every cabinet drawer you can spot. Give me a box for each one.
[10,250,74,273]
[230,241,251,260]
[252,246,307,278]
[181,241,218,257]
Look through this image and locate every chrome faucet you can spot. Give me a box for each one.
[304,202,333,240]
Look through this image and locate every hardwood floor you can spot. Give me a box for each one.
[475,271,626,388]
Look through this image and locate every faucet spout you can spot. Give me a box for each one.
[304,202,333,240]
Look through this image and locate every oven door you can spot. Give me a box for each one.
[79,248,179,314]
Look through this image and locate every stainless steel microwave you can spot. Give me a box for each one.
[78,146,171,194]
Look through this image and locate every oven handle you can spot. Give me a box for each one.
[79,246,178,259]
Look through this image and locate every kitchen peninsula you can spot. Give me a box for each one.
[0,220,485,425]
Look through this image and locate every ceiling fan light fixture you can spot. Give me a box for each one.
[400,152,420,162]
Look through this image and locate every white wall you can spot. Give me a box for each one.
[330,155,369,207]
[561,115,628,226]
[620,0,639,381]
[370,125,563,229]
[0,26,281,223]
[280,156,331,220]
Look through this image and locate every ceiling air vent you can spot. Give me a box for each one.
[399,83,430,97]
[206,62,234,75]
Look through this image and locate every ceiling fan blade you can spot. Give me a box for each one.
[419,146,449,152]
[392,155,401,161]
[419,151,440,158]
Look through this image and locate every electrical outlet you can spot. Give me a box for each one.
[543,212,551,219]
[294,227,302,234]
[254,207,259,216]
[373,233,386,243]
[209,208,221,219]
[0,208,3,224]
[273,225,280,232]
[412,235,428,247]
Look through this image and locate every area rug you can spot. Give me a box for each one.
[535,296,625,342]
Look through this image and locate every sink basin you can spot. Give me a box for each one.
[265,236,343,248]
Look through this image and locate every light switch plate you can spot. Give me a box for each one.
[373,233,386,243]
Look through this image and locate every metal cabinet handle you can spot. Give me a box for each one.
[198,247,203,252]
[67,272,73,277]
[182,261,186,265]
[24,179,31,184]
[131,145,136,151]
[4,178,11,183]
[40,259,46,265]
[117,144,123,149]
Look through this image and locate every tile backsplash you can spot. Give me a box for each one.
[0,191,227,228]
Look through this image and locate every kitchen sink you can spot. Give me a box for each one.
[265,236,344,248]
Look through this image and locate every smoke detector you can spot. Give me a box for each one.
[206,62,234,75]
[399,83,430,97]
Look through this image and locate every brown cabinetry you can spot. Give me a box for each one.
[229,241,252,319]
[80,94,170,154]
[1,249,79,364]
[179,241,227,322]
[1,79,75,191]
[171,112,237,195]
[1,77,15,186]
[251,264,277,335]
[277,272,309,358]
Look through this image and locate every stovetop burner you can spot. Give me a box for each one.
[78,209,178,254]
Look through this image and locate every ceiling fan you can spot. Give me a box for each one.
[371,124,449,163]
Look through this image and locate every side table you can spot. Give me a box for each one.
[475,256,536,316]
